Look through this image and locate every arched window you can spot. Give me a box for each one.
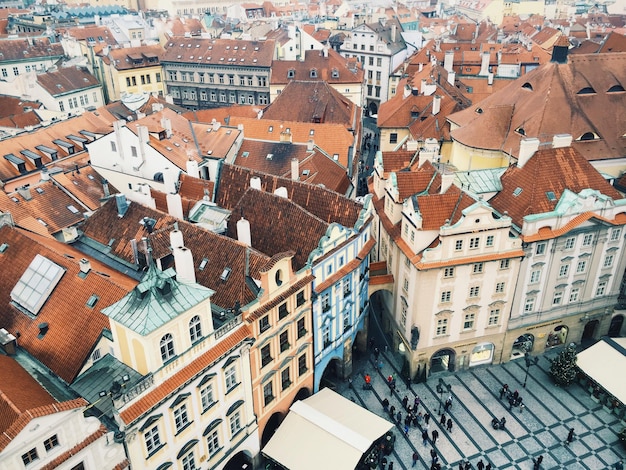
[578,132,598,141]
[577,86,596,95]
[160,334,175,362]
[189,315,202,343]
[521,82,533,91]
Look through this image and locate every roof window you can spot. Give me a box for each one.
[513,187,523,197]
[521,82,533,91]
[577,86,595,95]
[11,254,65,316]
[577,132,599,141]
[220,267,232,281]
[607,85,625,93]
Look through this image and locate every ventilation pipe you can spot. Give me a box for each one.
[171,229,196,284]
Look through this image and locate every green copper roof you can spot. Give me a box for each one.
[102,264,214,335]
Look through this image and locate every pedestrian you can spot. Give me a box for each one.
[422,429,429,445]
[413,414,419,427]
[389,405,396,418]
[566,428,575,444]
[431,429,439,445]
[615,461,624,470]
[508,396,515,410]
[532,455,543,470]
[430,448,437,462]
[414,396,421,409]
[405,414,412,426]
[458,463,464,470]
[485,463,492,470]
[477,459,485,470]
[396,411,402,424]
[402,395,409,409]
[424,412,431,425]
[404,424,409,435]
[374,347,380,360]
[447,418,453,432]
[412,451,419,467]
[378,359,384,370]
[388,461,393,470]
[382,397,389,411]
[464,462,472,470]
[417,412,423,424]
[440,413,446,425]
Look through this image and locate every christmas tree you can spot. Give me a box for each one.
[549,343,578,386]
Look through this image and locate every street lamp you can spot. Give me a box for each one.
[523,352,539,388]
[436,378,452,414]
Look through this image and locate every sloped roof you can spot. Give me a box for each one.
[0,226,137,383]
[51,165,116,212]
[0,37,64,62]
[37,66,100,96]
[78,199,270,310]
[162,37,275,68]
[0,95,41,119]
[415,184,476,230]
[261,80,357,126]
[226,188,329,270]
[216,163,363,228]
[106,44,165,71]
[394,162,442,201]
[270,48,363,85]
[489,146,624,228]
[448,53,626,161]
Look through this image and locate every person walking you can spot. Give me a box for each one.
[414,396,421,409]
[412,451,419,467]
[566,428,575,445]
[388,461,394,470]
[464,462,472,470]
[402,395,409,409]
[422,429,429,445]
[446,418,453,432]
[458,463,464,470]
[440,413,447,425]
[477,459,485,470]
[485,463,492,470]
[424,412,431,425]
[532,455,543,470]
[431,429,439,445]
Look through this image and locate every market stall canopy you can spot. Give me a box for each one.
[263,387,393,470]
[577,336,626,404]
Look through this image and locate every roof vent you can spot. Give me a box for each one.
[37,323,49,339]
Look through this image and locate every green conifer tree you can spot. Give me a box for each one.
[549,343,578,386]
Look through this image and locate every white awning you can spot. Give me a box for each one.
[577,337,626,404]
[262,388,393,470]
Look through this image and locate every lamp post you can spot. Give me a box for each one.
[436,378,452,414]
[523,352,539,388]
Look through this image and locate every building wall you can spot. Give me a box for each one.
[446,137,511,171]
[101,62,165,102]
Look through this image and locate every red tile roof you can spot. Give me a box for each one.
[0,37,64,61]
[416,185,476,230]
[162,37,275,68]
[51,165,117,212]
[270,47,363,85]
[105,44,165,71]
[37,66,100,96]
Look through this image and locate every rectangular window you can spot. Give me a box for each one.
[174,404,189,432]
[225,366,237,390]
[111,141,117,152]
[261,344,272,367]
[281,367,291,390]
[440,291,451,303]
[569,287,580,303]
[263,381,273,405]
[564,237,575,249]
[206,430,219,456]
[279,331,289,352]
[229,411,242,436]
[259,315,270,332]
[603,254,614,268]
[296,290,305,306]
[582,234,593,246]
[469,237,480,249]
[13,66,19,76]
[530,270,541,283]
[131,76,137,86]
[443,267,455,278]
[321,293,331,312]
[21,448,38,466]
[576,260,587,273]
[401,302,407,326]
[389,133,398,144]
[596,281,607,296]
[553,291,563,305]
[258,76,267,87]
[182,451,196,470]
[298,353,307,375]
[131,146,138,157]
[463,313,475,330]
[368,57,374,65]
[1,68,7,77]
[248,76,253,86]
[156,72,162,82]
[524,298,535,313]
[377,58,382,66]
[436,318,448,336]
[323,324,331,348]
[141,75,146,85]
[611,228,621,241]
[559,264,569,277]
[278,303,289,320]
[343,278,351,297]
[59,101,65,112]
[200,382,215,411]
[495,282,505,293]
[126,76,132,87]
[297,317,306,338]
[403,278,409,291]
[488,309,500,326]
[44,435,59,451]
[535,243,546,255]
[500,259,510,269]
[473,262,483,274]
[455,240,463,251]
[486,235,494,247]
[144,425,161,455]
[469,286,480,297]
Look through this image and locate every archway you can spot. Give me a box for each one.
[319,358,342,391]
[223,450,253,470]
[292,387,311,405]
[581,320,599,343]
[261,412,284,448]
[368,101,378,116]
[469,343,494,367]
[511,334,534,359]
[608,314,624,337]
[546,325,568,349]
[430,348,455,374]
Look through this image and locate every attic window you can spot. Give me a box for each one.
[86,294,99,308]
[513,187,523,197]
[310,68,318,78]
[268,126,273,132]
[516,127,525,136]
[302,169,310,176]
[37,218,48,227]
[607,85,625,93]
[11,254,65,316]
[0,243,8,253]
[199,258,208,271]
[521,82,533,91]
[546,191,557,202]
[577,87,596,95]
[36,187,44,194]
[266,153,273,160]
[287,69,295,78]
[331,68,339,78]
[67,205,80,214]
[475,107,483,114]
[577,132,599,141]
[242,151,249,158]
[220,267,232,281]
[309,129,314,136]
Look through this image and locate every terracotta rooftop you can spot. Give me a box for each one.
[270,47,363,85]
[62,25,118,47]
[216,163,363,228]
[448,53,626,162]
[415,185,476,230]
[162,37,275,68]
[0,37,64,62]
[37,66,100,96]
[261,80,358,126]
[0,95,41,120]
[489,146,624,228]
[0,226,137,384]
[394,163,442,201]
[105,44,165,71]
[50,165,116,212]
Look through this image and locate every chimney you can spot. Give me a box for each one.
[440,172,455,194]
[137,125,149,161]
[167,192,184,219]
[487,72,494,86]
[0,328,17,355]
[160,117,172,138]
[403,84,411,99]
[115,193,129,217]
[102,178,110,198]
[517,137,540,168]
[170,229,196,284]
[250,177,262,190]
[274,187,288,198]
[186,159,199,178]
[307,140,314,151]
[279,130,292,143]
[291,158,299,181]
[212,119,221,131]
[17,185,32,201]
[391,24,397,43]
[432,95,441,115]
[237,216,251,246]
[444,50,454,72]
[163,168,179,194]
[79,258,91,273]
[37,322,49,338]
[447,71,455,86]
[551,35,569,64]
[323,45,329,58]
[479,51,490,76]
[421,78,427,95]
[552,134,572,148]
[418,63,423,72]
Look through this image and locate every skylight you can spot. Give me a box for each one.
[546,191,556,202]
[513,187,523,197]
[11,254,65,316]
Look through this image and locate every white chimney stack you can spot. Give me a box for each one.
[444,50,454,72]
[517,137,541,168]
[447,71,455,86]
[403,84,411,99]
[186,159,199,178]
[167,192,184,219]
[170,229,196,284]
[391,24,397,43]
[440,172,455,194]
[479,51,490,76]
[488,72,494,85]
[163,168,179,194]
[160,117,172,138]
[432,95,441,115]
[250,177,262,190]
[291,158,299,181]
[552,134,573,149]
[79,258,91,273]
[418,63,423,72]
[237,217,252,247]
[274,187,288,198]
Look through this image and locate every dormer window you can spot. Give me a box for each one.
[331,68,339,78]
[607,85,625,93]
[287,68,295,78]
[310,68,318,78]
[160,333,175,362]
[577,86,596,95]
[521,82,533,91]
[577,132,599,141]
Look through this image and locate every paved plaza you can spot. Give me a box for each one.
[336,346,626,470]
